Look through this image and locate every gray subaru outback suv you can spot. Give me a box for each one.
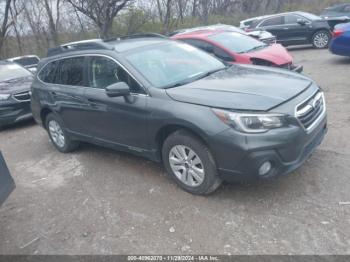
[30,37,327,195]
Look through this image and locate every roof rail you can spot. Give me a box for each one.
[104,33,167,42]
[47,39,111,57]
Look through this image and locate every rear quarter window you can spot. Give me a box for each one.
[38,61,60,84]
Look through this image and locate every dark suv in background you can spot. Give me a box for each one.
[31,37,327,195]
[321,3,350,19]
[0,61,33,128]
[241,12,332,48]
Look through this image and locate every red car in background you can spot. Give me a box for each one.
[172,29,303,72]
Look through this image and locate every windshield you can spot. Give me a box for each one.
[125,42,225,88]
[12,57,39,67]
[0,63,32,82]
[208,32,267,53]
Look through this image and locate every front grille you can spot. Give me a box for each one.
[13,91,31,102]
[296,92,325,131]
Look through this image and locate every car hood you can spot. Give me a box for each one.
[245,44,293,65]
[0,77,33,94]
[166,65,313,111]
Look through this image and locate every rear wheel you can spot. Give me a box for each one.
[45,113,79,153]
[162,130,222,195]
[312,30,331,49]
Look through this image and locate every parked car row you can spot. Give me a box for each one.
[240,11,333,49]
[24,35,327,195]
[1,9,342,195]
[0,61,33,128]
[170,24,277,45]
[171,28,303,72]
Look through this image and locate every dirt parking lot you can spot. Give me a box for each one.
[0,47,349,255]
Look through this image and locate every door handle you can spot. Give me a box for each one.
[284,28,289,30]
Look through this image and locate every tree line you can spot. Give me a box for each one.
[0,0,347,59]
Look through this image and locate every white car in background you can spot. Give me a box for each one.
[7,55,40,73]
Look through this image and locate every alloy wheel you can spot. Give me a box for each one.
[48,120,65,148]
[169,145,205,187]
[313,32,329,48]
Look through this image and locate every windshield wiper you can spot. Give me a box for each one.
[193,66,229,81]
[163,79,194,89]
[243,45,268,53]
[164,66,229,89]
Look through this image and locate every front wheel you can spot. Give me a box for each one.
[162,130,222,195]
[312,30,331,49]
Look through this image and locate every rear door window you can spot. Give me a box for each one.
[285,14,300,24]
[261,16,284,27]
[58,57,86,86]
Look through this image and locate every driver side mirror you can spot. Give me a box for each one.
[297,19,307,25]
[106,82,130,97]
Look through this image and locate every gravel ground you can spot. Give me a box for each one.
[0,47,349,255]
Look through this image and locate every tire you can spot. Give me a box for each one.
[45,113,79,153]
[312,30,331,49]
[162,130,222,195]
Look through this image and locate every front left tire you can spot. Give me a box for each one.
[162,130,222,195]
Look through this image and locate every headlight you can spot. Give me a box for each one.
[212,108,287,133]
[0,94,11,101]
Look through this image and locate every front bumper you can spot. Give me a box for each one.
[209,115,327,183]
[0,101,32,127]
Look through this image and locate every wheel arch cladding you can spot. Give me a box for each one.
[155,124,213,162]
[40,108,53,128]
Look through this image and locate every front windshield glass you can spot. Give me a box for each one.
[208,32,267,54]
[0,63,32,82]
[125,42,225,88]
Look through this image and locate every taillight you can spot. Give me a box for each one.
[333,29,344,38]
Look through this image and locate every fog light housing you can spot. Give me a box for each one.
[259,161,272,176]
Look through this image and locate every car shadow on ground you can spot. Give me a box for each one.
[330,57,350,65]
[287,45,314,51]
[77,141,310,202]
[0,119,36,133]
